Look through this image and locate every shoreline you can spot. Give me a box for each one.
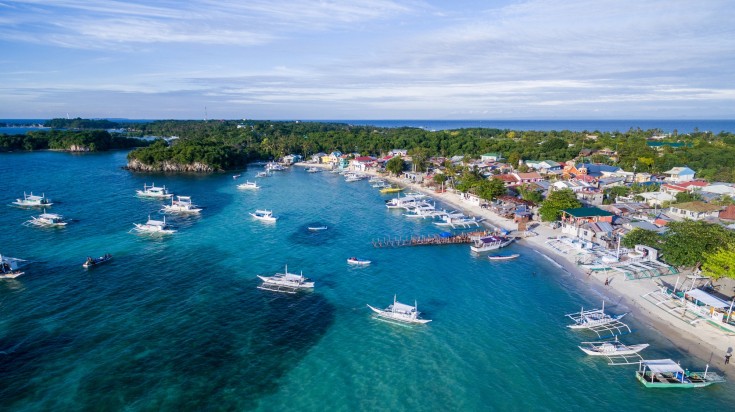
[305,164,735,377]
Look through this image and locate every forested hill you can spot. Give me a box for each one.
[125,120,735,180]
[0,130,149,152]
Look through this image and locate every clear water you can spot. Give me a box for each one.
[1,151,733,411]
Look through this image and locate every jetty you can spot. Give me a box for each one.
[372,231,490,248]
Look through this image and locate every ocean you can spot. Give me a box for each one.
[2,119,735,135]
[0,151,733,411]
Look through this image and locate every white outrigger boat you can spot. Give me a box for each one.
[347,257,371,265]
[237,181,260,190]
[257,265,314,293]
[131,215,176,235]
[161,196,202,214]
[470,234,514,253]
[250,209,277,222]
[308,226,328,231]
[434,212,481,228]
[367,295,431,325]
[385,194,426,209]
[24,209,67,227]
[265,162,286,172]
[255,171,269,178]
[566,302,630,338]
[578,336,649,365]
[488,253,520,261]
[636,359,725,388]
[1,254,26,279]
[136,183,173,199]
[13,192,52,207]
[306,166,321,173]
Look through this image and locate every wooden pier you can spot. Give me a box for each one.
[372,231,490,248]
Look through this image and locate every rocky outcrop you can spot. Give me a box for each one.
[125,159,216,173]
[68,145,91,152]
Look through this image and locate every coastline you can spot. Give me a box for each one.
[297,163,735,377]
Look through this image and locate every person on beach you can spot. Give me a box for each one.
[726,353,731,365]
[604,277,610,286]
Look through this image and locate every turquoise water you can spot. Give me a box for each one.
[1,151,734,411]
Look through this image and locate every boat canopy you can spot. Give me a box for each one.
[392,302,415,313]
[478,236,501,244]
[641,359,685,374]
[684,289,731,309]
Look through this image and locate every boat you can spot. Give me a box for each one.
[131,215,177,235]
[0,254,26,279]
[136,183,173,198]
[308,226,328,231]
[306,167,321,173]
[379,186,404,194]
[488,253,520,261]
[83,254,113,268]
[347,257,371,265]
[469,234,514,253]
[161,196,202,214]
[250,209,277,222]
[578,336,649,365]
[367,295,431,324]
[257,265,314,293]
[385,194,426,209]
[345,173,366,182]
[237,181,260,190]
[265,162,286,172]
[371,181,390,188]
[255,171,269,178]
[12,192,52,207]
[24,209,67,227]
[435,212,481,228]
[636,359,725,388]
[565,302,631,337]
[232,174,241,179]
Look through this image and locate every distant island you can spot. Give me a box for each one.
[0,129,150,152]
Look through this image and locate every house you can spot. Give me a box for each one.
[480,153,502,162]
[525,160,562,174]
[719,205,735,221]
[559,207,615,239]
[390,149,408,157]
[668,201,722,221]
[576,190,604,206]
[637,191,676,207]
[702,183,735,197]
[574,163,621,179]
[322,151,343,164]
[311,152,327,163]
[552,180,593,193]
[498,174,520,187]
[282,154,302,165]
[663,167,696,183]
[350,156,376,172]
[514,172,542,184]
[597,176,626,189]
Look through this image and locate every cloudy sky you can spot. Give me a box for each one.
[1,0,734,120]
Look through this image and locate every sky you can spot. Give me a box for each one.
[1,0,734,120]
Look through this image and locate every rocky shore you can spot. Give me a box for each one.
[125,159,216,173]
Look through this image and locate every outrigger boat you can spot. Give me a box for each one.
[636,359,725,388]
[379,186,404,194]
[1,254,26,279]
[306,167,321,173]
[13,192,52,207]
[578,336,649,365]
[255,171,269,178]
[257,265,314,294]
[347,257,371,265]
[250,209,277,222]
[308,226,328,231]
[265,162,286,172]
[367,295,431,324]
[83,254,113,268]
[131,215,177,235]
[237,181,260,190]
[488,253,520,261]
[136,183,173,198]
[161,196,202,214]
[470,234,514,253]
[566,302,630,338]
[24,209,67,227]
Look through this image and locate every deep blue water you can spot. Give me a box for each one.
[1,152,734,411]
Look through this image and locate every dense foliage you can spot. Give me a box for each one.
[127,139,248,171]
[385,156,405,176]
[44,117,120,129]
[538,189,582,221]
[701,244,735,280]
[0,130,149,152]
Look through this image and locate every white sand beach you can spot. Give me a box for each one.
[303,164,735,376]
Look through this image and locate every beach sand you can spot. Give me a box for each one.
[322,166,735,376]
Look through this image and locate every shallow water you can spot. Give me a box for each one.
[1,152,733,411]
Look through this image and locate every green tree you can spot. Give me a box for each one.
[517,184,543,204]
[386,156,405,176]
[701,243,735,280]
[538,189,581,221]
[621,228,662,249]
[476,177,507,201]
[660,221,735,267]
[674,191,702,203]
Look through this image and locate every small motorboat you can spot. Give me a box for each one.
[83,254,113,268]
[308,226,328,231]
[488,253,520,261]
[347,257,371,265]
[233,174,241,179]
[250,209,277,222]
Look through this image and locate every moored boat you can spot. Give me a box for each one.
[12,192,52,207]
[636,359,725,388]
[308,226,328,231]
[136,183,173,198]
[257,265,314,293]
[469,234,513,253]
[379,185,404,194]
[24,209,67,227]
[306,167,321,173]
[347,257,371,265]
[1,254,26,279]
[83,253,113,268]
[488,253,520,261]
[578,336,649,365]
[237,181,260,190]
[131,215,177,235]
[250,209,277,222]
[162,196,202,214]
[367,295,431,324]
